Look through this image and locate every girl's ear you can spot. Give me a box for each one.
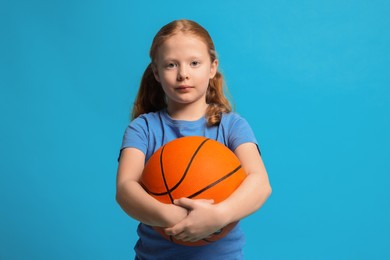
[151,63,160,82]
[209,59,218,79]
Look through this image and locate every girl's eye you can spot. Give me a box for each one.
[166,63,177,69]
[191,61,200,67]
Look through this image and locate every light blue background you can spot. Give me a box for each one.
[1,0,389,259]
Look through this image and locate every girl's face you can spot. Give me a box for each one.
[153,32,218,111]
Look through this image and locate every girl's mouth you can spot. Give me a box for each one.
[175,85,193,91]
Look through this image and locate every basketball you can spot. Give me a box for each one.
[140,136,247,246]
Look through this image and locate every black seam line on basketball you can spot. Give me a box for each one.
[160,145,174,204]
[147,138,211,197]
[187,165,242,199]
[140,182,151,194]
[169,138,211,192]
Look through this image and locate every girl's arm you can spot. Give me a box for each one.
[164,142,272,242]
[116,148,188,227]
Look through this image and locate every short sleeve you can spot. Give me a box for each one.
[119,116,149,159]
[225,114,260,154]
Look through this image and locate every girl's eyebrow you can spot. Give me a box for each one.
[189,56,202,60]
[160,57,178,62]
[161,56,203,62]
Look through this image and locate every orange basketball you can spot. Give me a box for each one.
[140,136,247,246]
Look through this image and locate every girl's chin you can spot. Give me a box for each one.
[167,98,207,107]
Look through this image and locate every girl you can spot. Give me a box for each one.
[116,19,272,259]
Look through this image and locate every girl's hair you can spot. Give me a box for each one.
[131,19,232,126]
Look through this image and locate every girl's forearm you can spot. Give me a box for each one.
[216,170,272,225]
[116,148,188,227]
[215,142,272,225]
[116,180,187,227]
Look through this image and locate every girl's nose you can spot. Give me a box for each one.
[177,67,189,81]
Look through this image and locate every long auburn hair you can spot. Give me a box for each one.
[131,19,232,126]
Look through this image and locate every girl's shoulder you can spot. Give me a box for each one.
[220,111,249,126]
[220,111,255,137]
[130,110,164,126]
[221,111,242,120]
[220,112,258,151]
[134,110,163,121]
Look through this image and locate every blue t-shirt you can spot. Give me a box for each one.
[120,109,259,260]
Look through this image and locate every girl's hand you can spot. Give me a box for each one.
[164,198,227,242]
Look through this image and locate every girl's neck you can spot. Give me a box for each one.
[167,102,208,121]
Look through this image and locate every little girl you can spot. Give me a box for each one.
[116,19,272,259]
